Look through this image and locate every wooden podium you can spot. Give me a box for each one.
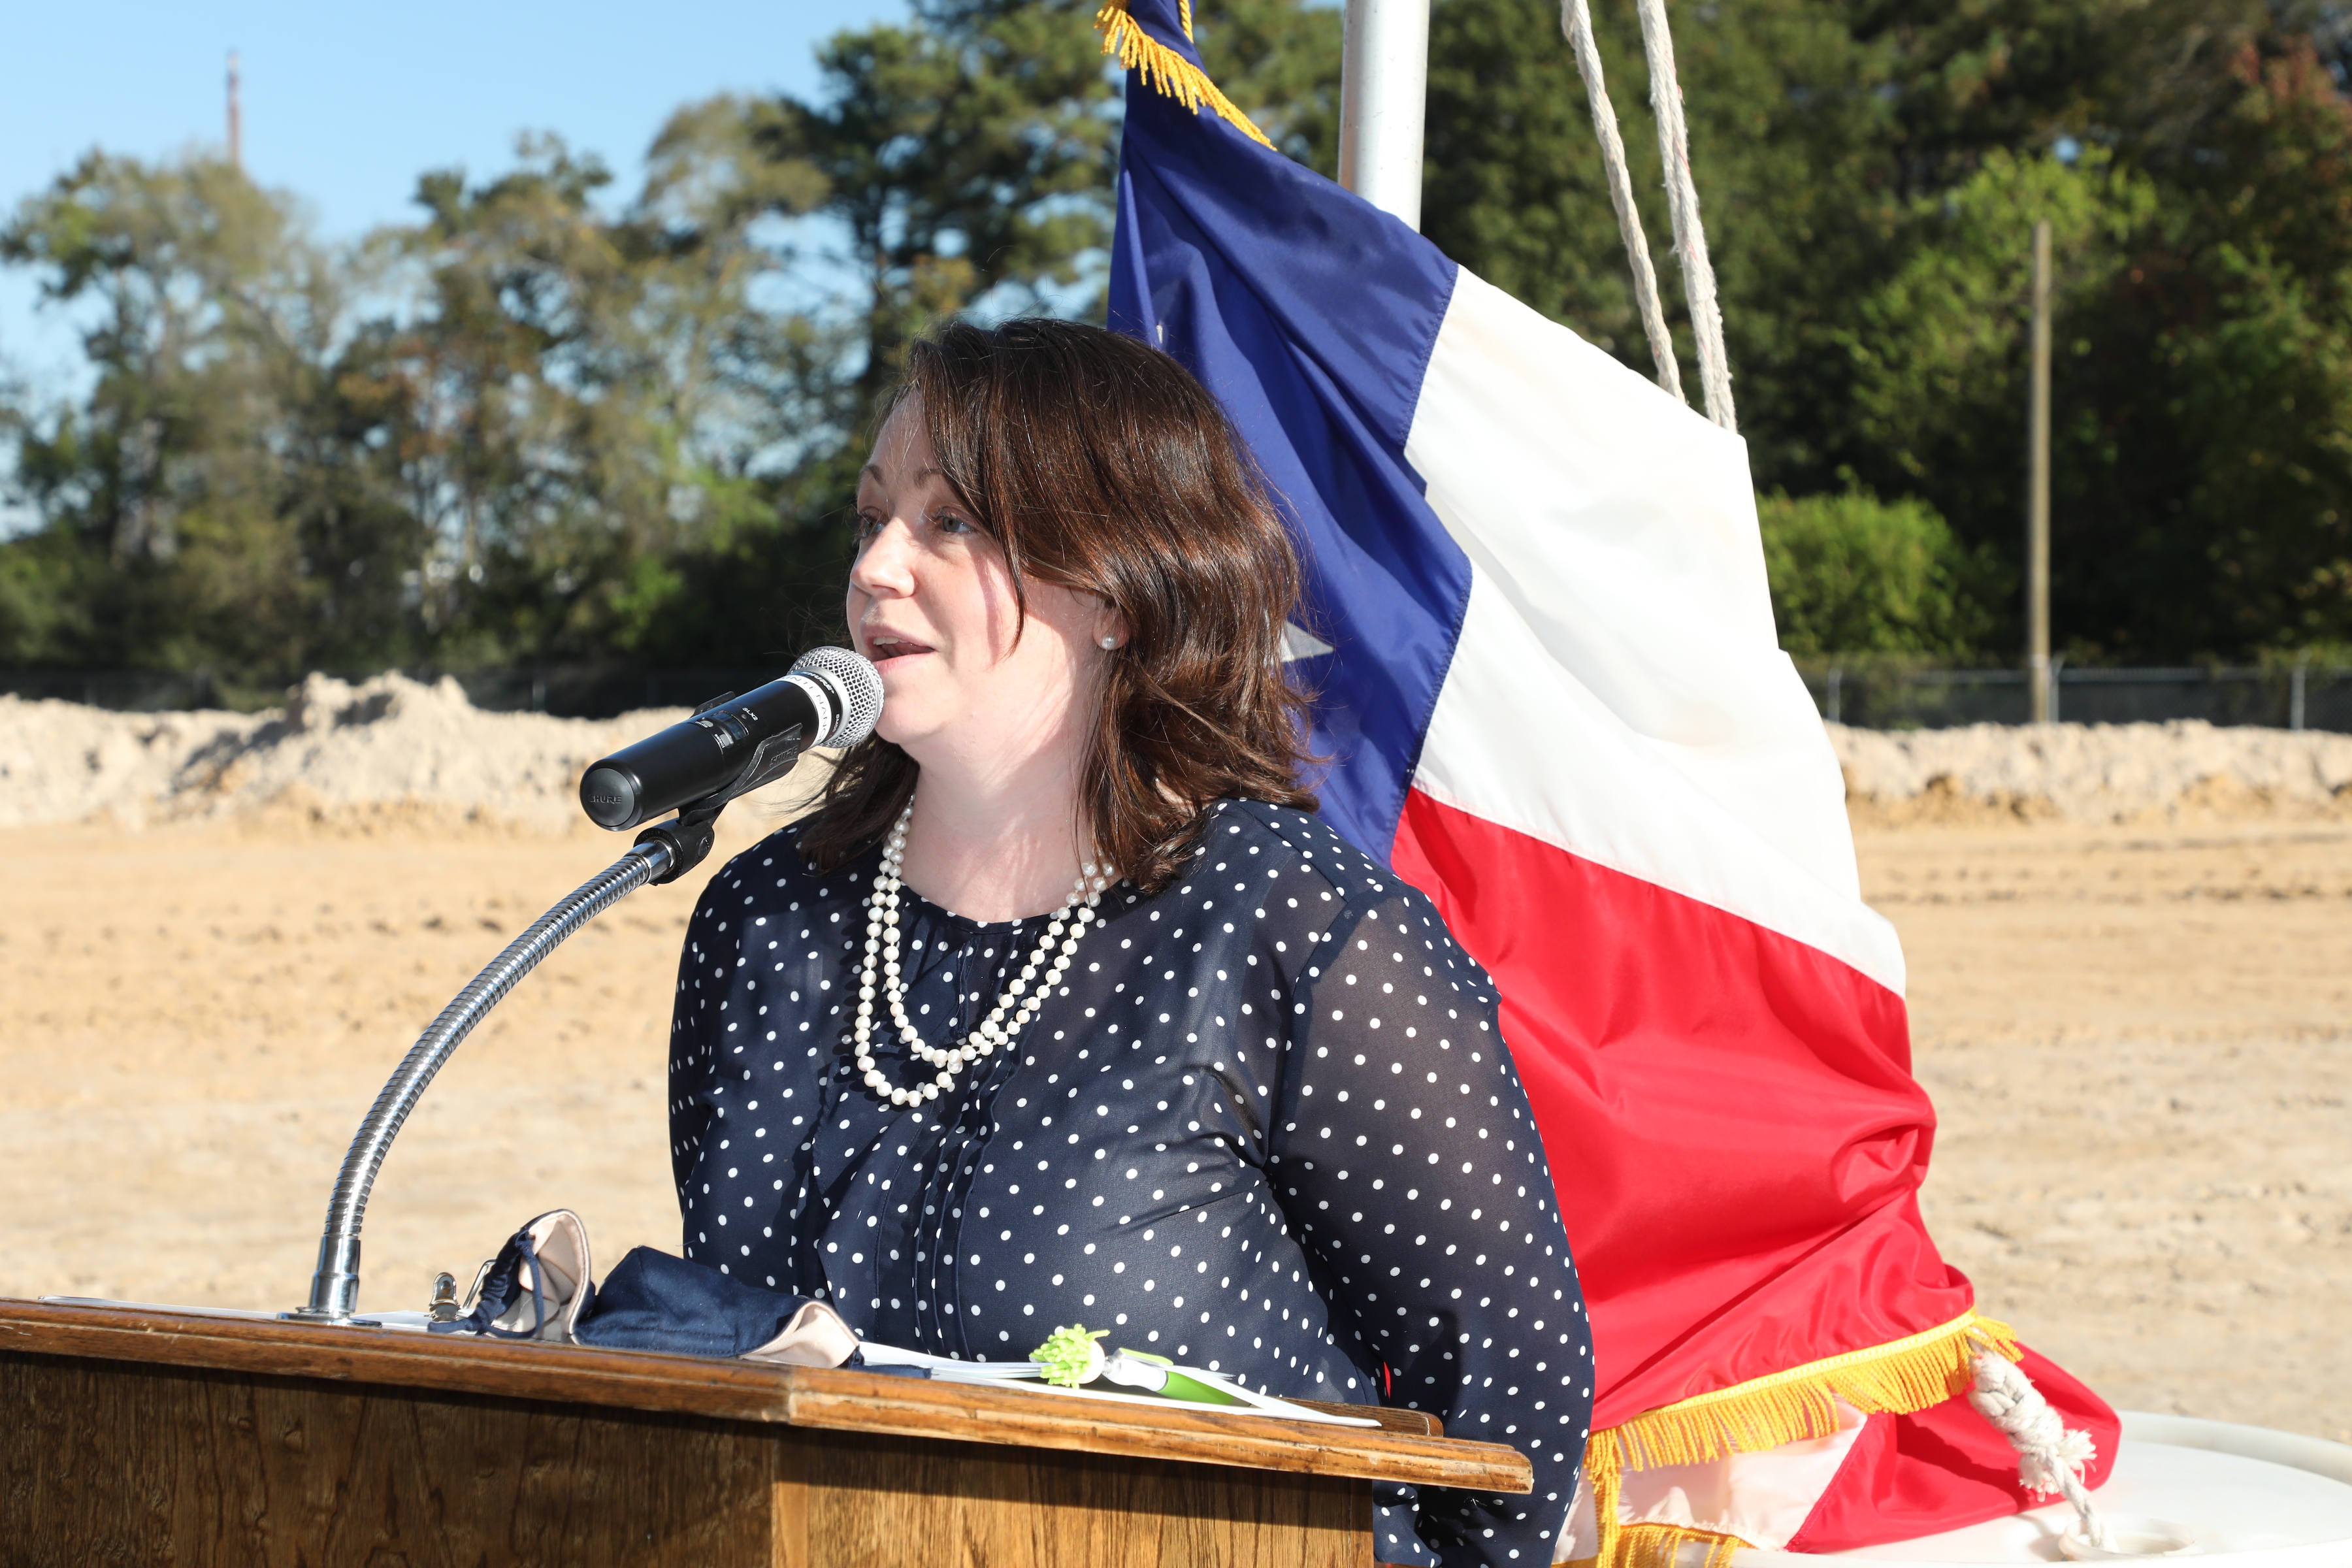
[0,1299,1531,1566]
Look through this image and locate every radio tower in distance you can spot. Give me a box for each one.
[227,50,242,169]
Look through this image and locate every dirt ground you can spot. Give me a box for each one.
[1,804,2345,1442]
[1869,817,2352,1443]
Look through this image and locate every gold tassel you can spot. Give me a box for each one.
[1095,0,1276,150]
[1582,1428,1623,1568]
[1611,1524,1742,1568]
[1563,1429,1746,1567]
[1608,1311,2019,1473]
[1560,1313,2021,1567]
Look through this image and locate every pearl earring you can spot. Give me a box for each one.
[1100,636,1119,650]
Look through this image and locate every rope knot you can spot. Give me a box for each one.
[1968,1350,2115,1550]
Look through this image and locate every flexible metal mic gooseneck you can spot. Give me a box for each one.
[288,839,676,1322]
[287,648,881,1324]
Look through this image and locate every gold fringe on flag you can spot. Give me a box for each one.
[1095,0,1277,150]
[1577,1520,1742,1568]
[1564,1313,2022,1568]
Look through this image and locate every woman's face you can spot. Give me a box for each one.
[848,398,1122,771]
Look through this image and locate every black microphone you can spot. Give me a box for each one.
[579,646,883,832]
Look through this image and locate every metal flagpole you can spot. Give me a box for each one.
[1339,0,1431,228]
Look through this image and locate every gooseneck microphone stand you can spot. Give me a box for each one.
[285,644,883,1325]
[286,802,723,1324]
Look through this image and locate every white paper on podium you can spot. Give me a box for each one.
[854,1340,1380,1427]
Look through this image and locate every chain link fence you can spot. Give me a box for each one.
[1800,662,2352,731]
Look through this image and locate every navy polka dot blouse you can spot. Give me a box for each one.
[670,798,1592,1567]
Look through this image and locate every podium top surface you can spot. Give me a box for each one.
[0,1298,1531,1494]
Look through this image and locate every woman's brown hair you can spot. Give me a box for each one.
[798,316,1317,893]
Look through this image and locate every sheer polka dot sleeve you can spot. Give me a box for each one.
[668,883,728,1202]
[1257,829,1592,1567]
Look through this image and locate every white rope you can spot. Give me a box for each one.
[1558,0,1683,402]
[1629,0,1736,431]
[1968,1350,2117,1552]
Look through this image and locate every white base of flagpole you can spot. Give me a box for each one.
[1338,0,1429,228]
[1731,1414,2352,1565]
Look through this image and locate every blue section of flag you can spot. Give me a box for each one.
[1108,71,1471,865]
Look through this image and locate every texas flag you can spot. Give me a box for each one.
[1100,1,2116,1560]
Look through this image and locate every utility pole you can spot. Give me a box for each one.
[2027,218,2053,723]
[1337,0,1430,229]
[227,50,242,170]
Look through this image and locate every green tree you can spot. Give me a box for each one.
[1758,488,2004,657]
[356,122,831,664]
[1422,0,1656,363]
[1824,50,2352,659]
[759,0,1119,417]
[1823,149,2151,609]
[0,120,842,681]
[1194,0,1344,172]
[2053,44,2352,656]
[0,152,418,679]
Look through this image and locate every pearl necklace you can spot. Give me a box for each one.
[853,799,1107,1107]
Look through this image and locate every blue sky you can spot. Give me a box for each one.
[0,0,908,396]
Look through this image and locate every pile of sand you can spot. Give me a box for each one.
[0,673,691,835]
[7,677,2350,834]
[1830,719,2352,826]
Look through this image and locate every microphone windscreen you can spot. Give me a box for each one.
[791,646,883,749]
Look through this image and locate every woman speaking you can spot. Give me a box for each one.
[667,318,1591,1567]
